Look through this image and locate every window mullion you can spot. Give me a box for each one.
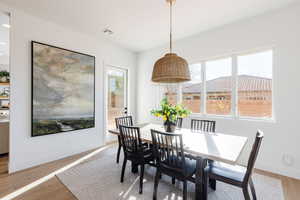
[178,84,182,103]
[201,62,206,114]
[232,55,238,118]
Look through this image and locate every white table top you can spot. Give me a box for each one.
[109,123,248,165]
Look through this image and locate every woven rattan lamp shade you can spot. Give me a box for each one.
[151,0,190,83]
[152,53,190,83]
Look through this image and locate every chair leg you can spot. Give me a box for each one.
[116,136,122,163]
[120,158,127,183]
[183,180,188,200]
[172,177,176,184]
[202,172,209,200]
[139,164,145,194]
[153,170,160,200]
[209,178,216,190]
[249,178,257,200]
[242,186,251,200]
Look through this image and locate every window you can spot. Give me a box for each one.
[237,50,273,118]
[177,49,273,120]
[182,64,202,113]
[206,58,232,115]
[164,84,179,105]
[108,70,125,108]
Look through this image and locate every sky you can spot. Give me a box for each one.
[206,57,232,81]
[238,50,272,78]
[188,50,273,84]
[33,43,95,120]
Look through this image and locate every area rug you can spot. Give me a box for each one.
[57,146,284,200]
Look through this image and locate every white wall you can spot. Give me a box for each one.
[137,3,300,179]
[0,55,9,70]
[0,3,137,173]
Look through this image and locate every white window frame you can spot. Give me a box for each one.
[181,48,275,122]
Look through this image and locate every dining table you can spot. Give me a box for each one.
[108,123,248,200]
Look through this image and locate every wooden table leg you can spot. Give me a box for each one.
[195,157,208,200]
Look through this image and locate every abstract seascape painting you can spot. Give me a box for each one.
[31,41,95,137]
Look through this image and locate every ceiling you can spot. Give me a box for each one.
[0,0,297,52]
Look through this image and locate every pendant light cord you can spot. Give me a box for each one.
[170,0,173,53]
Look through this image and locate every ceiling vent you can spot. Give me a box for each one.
[103,28,114,35]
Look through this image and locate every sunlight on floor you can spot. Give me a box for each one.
[121,176,140,199]
[1,145,113,200]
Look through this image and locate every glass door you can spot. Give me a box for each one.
[105,66,128,141]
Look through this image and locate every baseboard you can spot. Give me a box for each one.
[256,163,300,180]
[8,144,103,174]
[3,144,113,200]
[106,140,118,145]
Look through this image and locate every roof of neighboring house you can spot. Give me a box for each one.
[183,75,272,93]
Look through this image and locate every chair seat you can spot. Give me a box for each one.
[127,146,154,163]
[162,155,196,177]
[205,131,263,200]
[142,148,154,162]
[206,162,247,184]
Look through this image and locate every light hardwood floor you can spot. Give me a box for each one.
[0,146,299,200]
[0,154,8,175]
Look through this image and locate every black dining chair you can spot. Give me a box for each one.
[190,119,216,190]
[151,129,196,200]
[115,116,133,163]
[191,119,216,132]
[176,117,183,129]
[206,131,264,200]
[119,125,154,194]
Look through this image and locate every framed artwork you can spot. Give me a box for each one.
[31,41,95,137]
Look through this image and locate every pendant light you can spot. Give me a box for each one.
[151,0,190,83]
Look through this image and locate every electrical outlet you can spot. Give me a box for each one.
[282,154,294,166]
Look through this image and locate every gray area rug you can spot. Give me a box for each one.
[57,146,284,200]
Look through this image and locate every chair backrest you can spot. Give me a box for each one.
[115,116,133,129]
[191,119,216,132]
[176,117,183,129]
[119,125,142,155]
[151,129,188,175]
[243,131,264,184]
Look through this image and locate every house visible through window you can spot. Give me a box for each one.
[205,58,232,115]
[164,84,178,105]
[167,49,273,120]
[182,64,202,113]
[237,50,273,118]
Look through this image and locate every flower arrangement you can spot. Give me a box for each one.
[151,98,191,132]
